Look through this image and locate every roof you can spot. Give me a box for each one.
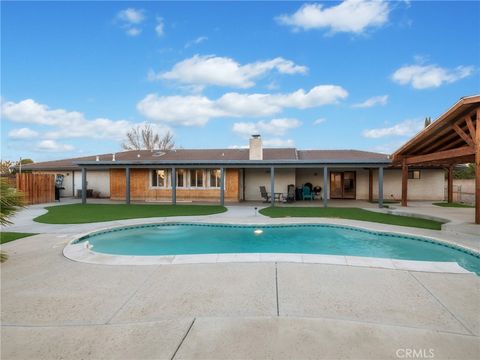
[21,148,391,171]
[297,150,389,161]
[392,95,479,165]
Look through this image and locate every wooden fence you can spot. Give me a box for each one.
[16,173,55,204]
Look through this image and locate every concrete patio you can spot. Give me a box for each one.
[1,201,479,359]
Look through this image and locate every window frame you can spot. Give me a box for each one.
[408,170,421,180]
[151,169,170,188]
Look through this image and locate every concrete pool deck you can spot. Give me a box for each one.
[1,202,480,359]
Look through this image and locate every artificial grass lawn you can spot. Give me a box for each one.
[433,202,474,208]
[259,207,443,230]
[34,204,228,224]
[1,232,37,244]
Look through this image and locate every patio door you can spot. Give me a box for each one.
[330,171,356,199]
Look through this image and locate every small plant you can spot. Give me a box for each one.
[0,178,25,262]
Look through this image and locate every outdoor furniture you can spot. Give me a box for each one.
[303,186,315,200]
[273,192,283,202]
[285,184,295,202]
[259,186,271,203]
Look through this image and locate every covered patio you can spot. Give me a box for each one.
[392,95,479,224]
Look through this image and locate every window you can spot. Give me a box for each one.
[209,169,221,188]
[176,169,186,188]
[190,169,204,187]
[408,170,421,179]
[152,169,168,187]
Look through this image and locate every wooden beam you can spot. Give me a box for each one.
[447,166,453,203]
[370,169,374,197]
[476,109,480,224]
[465,115,476,143]
[406,146,474,165]
[402,158,408,207]
[452,123,475,147]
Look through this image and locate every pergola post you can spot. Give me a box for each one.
[323,166,328,208]
[401,158,408,207]
[171,167,176,205]
[368,168,373,202]
[125,167,130,205]
[378,167,384,208]
[81,167,87,204]
[447,165,453,203]
[270,167,275,206]
[476,109,480,224]
[220,167,225,206]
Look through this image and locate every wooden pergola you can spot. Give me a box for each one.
[392,95,480,224]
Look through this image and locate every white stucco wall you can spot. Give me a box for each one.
[73,170,110,198]
[244,168,295,201]
[368,169,445,201]
[246,167,444,201]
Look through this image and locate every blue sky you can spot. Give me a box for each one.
[1,1,479,162]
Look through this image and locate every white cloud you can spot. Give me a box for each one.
[276,0,390,34]
[313,118,326,125]
[352,95,388,108]
[117,8,145,24]
[1,98,170,141]
[37,140,74,152]
[137,85,348,126]
[232,118,301,137]
[116,8,145,36]
[8,127,39,139]
[392,63,474,89]
[155,17,164,37]
[362,119,423,138]
[126,27,141,37]
[150,55,308,89]
[185,36,208,48]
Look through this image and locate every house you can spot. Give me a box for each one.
[21,134,446,206]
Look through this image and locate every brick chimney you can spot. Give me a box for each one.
[249,134,263,160]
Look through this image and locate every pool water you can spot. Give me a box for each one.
[78,223,480,274]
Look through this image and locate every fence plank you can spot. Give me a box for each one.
[15,173,55,204]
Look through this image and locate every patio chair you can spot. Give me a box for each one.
[259,186,271,203]
[303,186,315,201]
[285,184,295,203]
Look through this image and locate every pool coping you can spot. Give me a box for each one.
[63,220,478,274]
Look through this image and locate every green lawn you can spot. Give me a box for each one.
[259,207,443,230]
[34,204,228,224]
[1,232,37,244]
[433,202,474,208]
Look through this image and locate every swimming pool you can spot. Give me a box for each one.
[76,223,480,274]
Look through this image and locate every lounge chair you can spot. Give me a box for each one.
[303,186,315,200]
[259,186,271,203]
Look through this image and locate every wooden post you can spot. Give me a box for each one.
[401,158,408,207]
[171,167,176,205]
[447,166,453,203]
[323,166,328,208]
[368,168,373,202]
[476,109,480,224]
[378,167,384,208]
[270,167,275,206]
[125,167,130,205]
[220,167,225,206]
[81,167,87,204]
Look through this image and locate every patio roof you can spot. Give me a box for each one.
[392,95,479,166]
[391,95,479,224]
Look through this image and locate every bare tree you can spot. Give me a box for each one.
[122,124,175,151]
